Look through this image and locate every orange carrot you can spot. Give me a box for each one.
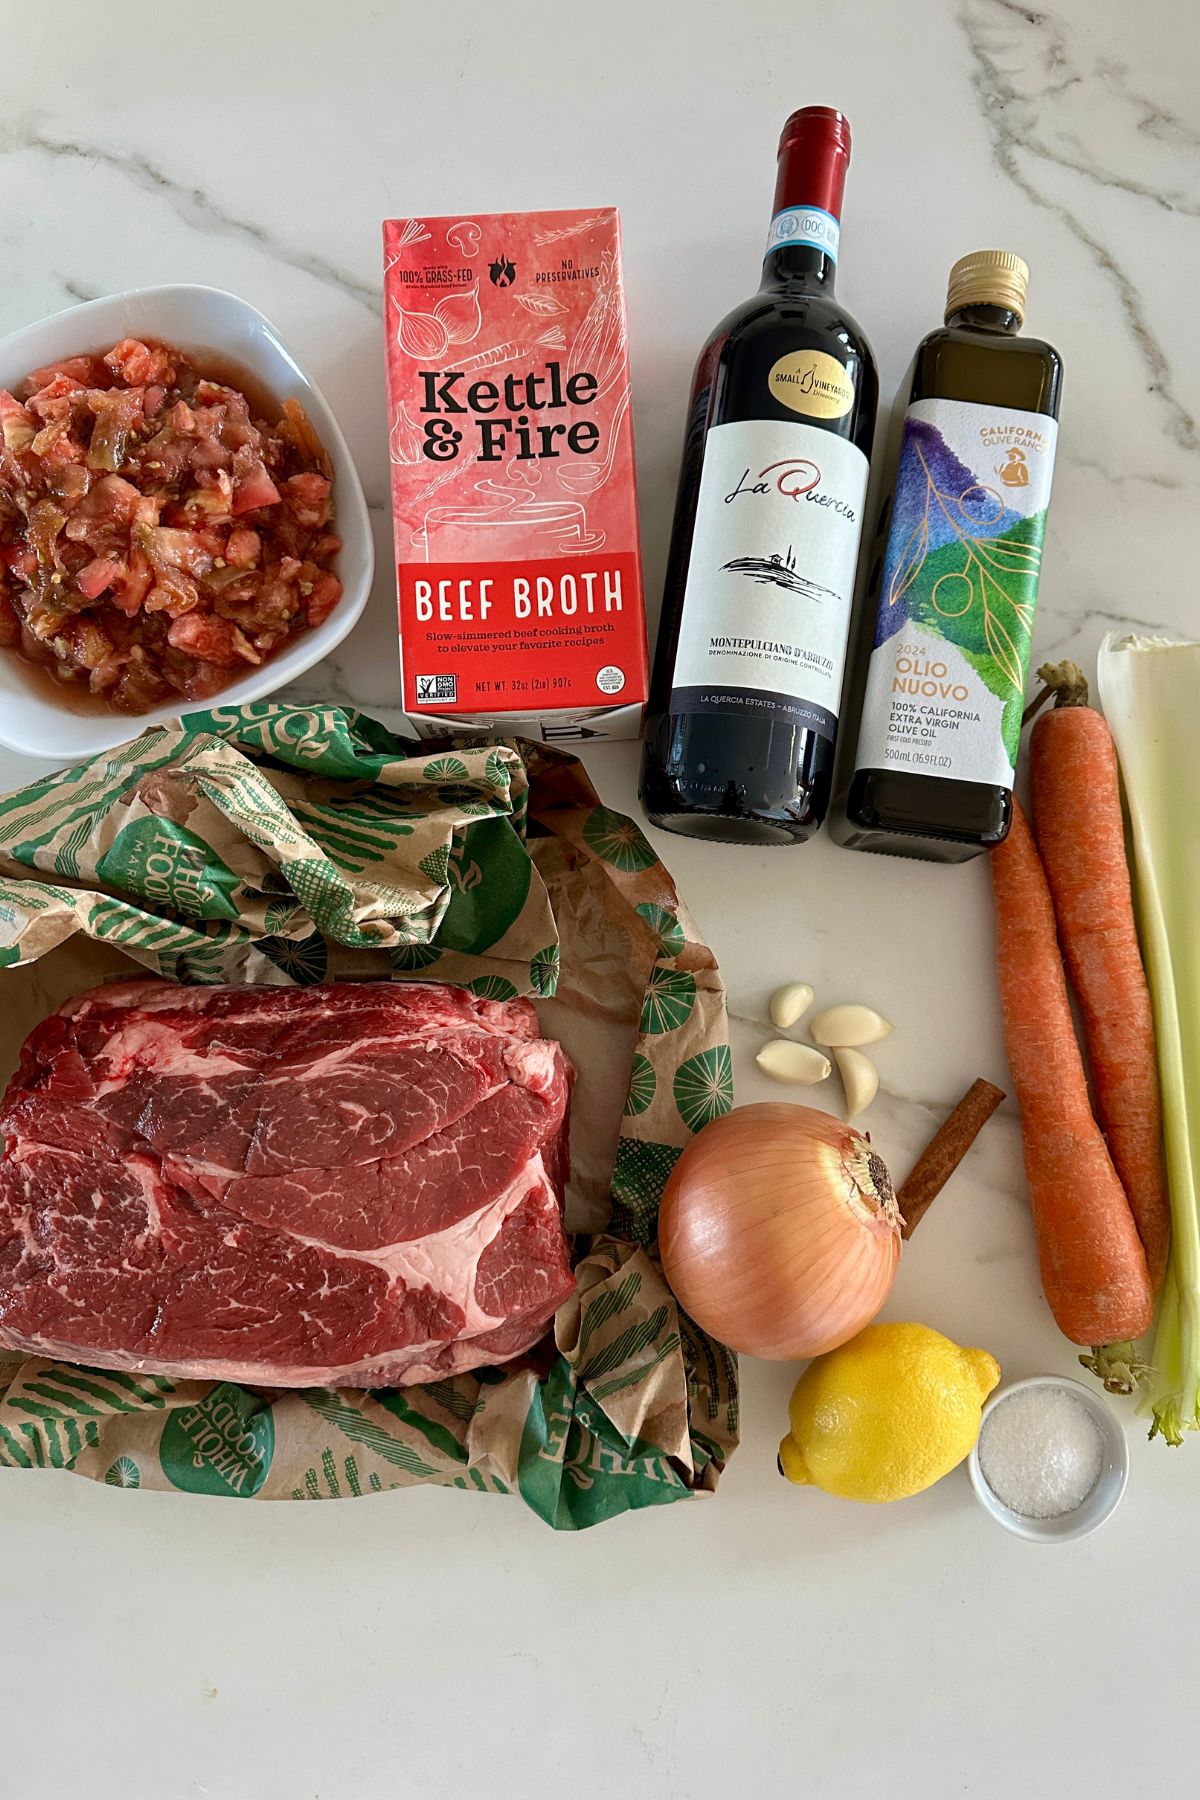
[1029,661,1170,1289]
[990,799,1154,1346]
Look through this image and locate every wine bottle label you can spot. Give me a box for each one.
[765,206,840,264]
[668,418,869,740]
[855,397,1058,788]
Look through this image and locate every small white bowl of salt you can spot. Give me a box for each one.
[968,1374,1129,1542]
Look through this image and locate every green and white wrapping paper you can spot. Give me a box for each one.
[0,703,738,1529]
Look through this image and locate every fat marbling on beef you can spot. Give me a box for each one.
[0,980,575,1387]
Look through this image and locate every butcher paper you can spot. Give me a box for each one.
[0,702,737,1529]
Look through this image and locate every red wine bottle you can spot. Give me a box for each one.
[641,107,878,843]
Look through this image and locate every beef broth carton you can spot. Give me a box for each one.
[383,209,647,740]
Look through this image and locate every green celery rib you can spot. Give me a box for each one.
[1098,635,1200,1442]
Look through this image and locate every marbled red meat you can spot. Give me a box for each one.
[0,981,575,1387]
[0,339,342,712]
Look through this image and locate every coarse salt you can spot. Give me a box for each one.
[977,1385,1105,1520]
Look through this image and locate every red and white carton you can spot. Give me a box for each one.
[383,209,647,741]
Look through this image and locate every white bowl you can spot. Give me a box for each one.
[0,284,374,761]
[967,1374,1129,1543]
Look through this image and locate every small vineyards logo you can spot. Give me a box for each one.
[768,350,855,420]
[488,253,517,287]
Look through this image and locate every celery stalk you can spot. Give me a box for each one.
[1097,634,1200,1442]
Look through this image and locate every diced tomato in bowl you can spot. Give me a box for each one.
[0,331,349,719]
[0,286,372,760]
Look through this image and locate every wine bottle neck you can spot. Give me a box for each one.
[761,237,837,291]
[761,118,847,292]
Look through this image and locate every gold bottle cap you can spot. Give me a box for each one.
[945,250,1029,324]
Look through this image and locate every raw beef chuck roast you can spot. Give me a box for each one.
[0,980,576,1386]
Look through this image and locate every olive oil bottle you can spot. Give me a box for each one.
[832,251,1062,860]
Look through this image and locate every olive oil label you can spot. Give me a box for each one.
[769,351,855,419]
[669,418,869,739]
[855,397,1058,787]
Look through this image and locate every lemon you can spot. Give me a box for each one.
[778,1321,1000,1503]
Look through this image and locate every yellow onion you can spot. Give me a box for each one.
[658,1103,901,1360]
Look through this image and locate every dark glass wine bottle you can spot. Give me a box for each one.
[832,250,1063,861]
[640,107,879,844]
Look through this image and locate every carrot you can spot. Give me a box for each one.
[990,798,1154,1346]
[1029,660,1170,1289]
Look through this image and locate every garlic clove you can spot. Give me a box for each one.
[755,1040,832,1086]
[835,1047,879,1120]
[769,981,815,1031]
[809,1003,894,1049]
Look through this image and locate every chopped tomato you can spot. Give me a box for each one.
[280,397,330,467]
[232,460,282,515]
[87,389,145,473]
[20,356,106,394]
[32,421,86,467]
[179,472,234,523]
[283,471,333,529]
[144,577,200,617]
[306,571,343,627]
[26,500,67,574]
[63,475,142,548]
[104,339,177,388]
[111,549,153,616]
[167,612,260,665]
[225,528,261,569]
[75,557,121,600]
[142,525,220,577]
[109,652,170,712]
[70,618,114,669]
[0,543,37,579]
[0,390,35,453]
[49,461,89,507]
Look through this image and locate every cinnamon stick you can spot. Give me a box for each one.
[900,1078,1006,1239]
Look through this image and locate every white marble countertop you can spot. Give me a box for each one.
[2,2,1198,1795]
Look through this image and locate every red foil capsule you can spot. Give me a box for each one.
[773,106,852,222]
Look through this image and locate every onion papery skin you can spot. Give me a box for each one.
[658,1103,902,1360]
